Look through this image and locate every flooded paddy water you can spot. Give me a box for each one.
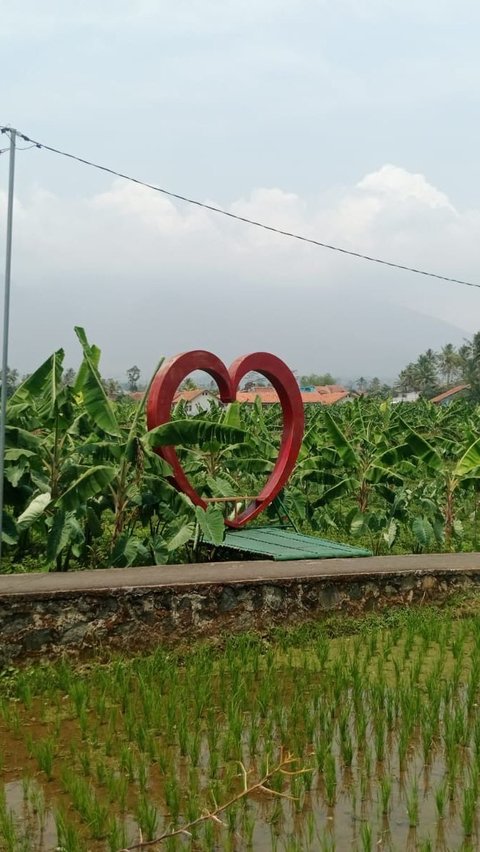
[1,605,480,850]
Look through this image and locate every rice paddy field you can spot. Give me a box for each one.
[2,602,480,851]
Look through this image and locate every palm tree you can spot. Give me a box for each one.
[437,343,460,386]
[414,353,437,394]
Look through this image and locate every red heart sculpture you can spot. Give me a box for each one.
[146,351,304,528]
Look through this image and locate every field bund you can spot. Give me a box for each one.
[1,553,480,663]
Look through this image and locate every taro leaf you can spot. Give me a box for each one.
[58,466,116,512]
[17,492,51,532]
[166,520,195,552]
[350,512,367,536]
[74,327,120,437]
[110,534,150,567]
[195,504,225,545]
[145,420,246,449]
[383,518,398,549]
[150,536,169,564]
[412,516,434,547]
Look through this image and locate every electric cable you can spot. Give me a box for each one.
[1,125,478,290]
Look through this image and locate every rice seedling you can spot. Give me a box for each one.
[435,783,446,819]
[5,604,480,849]
[323,751,336,807]
[30,736,56,781]
[55,809,83,852]
[406,779,419,827]
[136,794,159,841]
[462,786,477,838]
[379,775,392,816]
[360,820,372,852]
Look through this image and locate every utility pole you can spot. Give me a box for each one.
[0,128,17,566]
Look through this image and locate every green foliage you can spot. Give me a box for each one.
[5,330,480,571]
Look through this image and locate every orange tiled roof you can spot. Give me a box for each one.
[236,389,350,405]
[173,389,213,403]
[430,384,470,404]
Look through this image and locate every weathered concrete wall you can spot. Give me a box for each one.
[1,568,478,664]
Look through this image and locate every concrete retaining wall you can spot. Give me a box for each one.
[1,564,478,664]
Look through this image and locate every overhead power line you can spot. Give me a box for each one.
[1,124,478,290]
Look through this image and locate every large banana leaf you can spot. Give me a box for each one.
[17,492,52,531]
[145,420,246,449]
[323,412,358,467]
[74,327,121,436]
[405,431,442,471]
[8,350,64,421]
[58,465,116,511]
[454,437,480,478]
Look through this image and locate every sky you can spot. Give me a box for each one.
[1,0,480,383]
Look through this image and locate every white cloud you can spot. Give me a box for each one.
[1,163,474,296]
[1,163,479,377]
[357,165,455,211]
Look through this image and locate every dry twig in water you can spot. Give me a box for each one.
[119,749,312,850]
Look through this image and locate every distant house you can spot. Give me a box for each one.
[391,391,421,404]
[236,385,353,406]
[430,384,470,406]
[173,389,222,415]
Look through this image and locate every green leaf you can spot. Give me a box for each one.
[86,506,103,538]
[9,350,64,407]
[74,328,120,436]
[166,521,195,552]
[323,412,358,467]
[4,448,36,461]
[383,518,398,549]
[59,466,116,511]
[453,519,464,539]
[150,536,169,564]
[4,460,29,487]
[406,431,442,471]
[313,477,357,507]
[73,326,101,392]
[454,438,480,478]
[206,475,237,497]
[1,514,18,545]
[46,509,68,562]
[350,512,367,536]
[17,492,51,531]
[110,535,149,567]
[223,402,241,428]
[195,505,225,545]
[412,516,434,547]
[145,420,246,449]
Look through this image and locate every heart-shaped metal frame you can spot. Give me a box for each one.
[146,350,304,528]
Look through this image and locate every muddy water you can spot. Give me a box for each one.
[0,619,479,850]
